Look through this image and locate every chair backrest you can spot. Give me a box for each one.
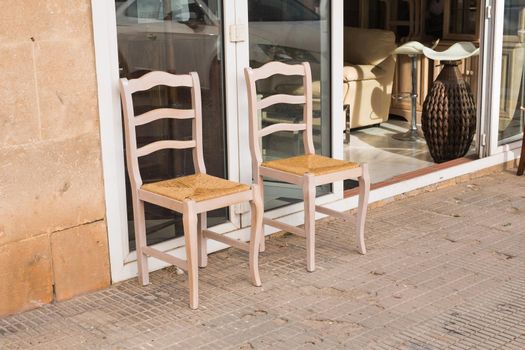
[119,71,205,189]
[244,61,315,171]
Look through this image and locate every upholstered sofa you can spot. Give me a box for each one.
[343,27,397,129]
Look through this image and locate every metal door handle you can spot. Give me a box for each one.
[147,33,157,40]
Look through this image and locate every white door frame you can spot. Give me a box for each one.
[485,0,524,155]
[487,0,505,155]
[477,0,491,158]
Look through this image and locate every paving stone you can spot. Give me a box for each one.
[1,170,525,349]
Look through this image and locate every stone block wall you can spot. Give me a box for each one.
[0,1,110,316]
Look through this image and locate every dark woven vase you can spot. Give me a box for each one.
[422,61,476,163]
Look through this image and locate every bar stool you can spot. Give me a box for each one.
[392,40,438,141]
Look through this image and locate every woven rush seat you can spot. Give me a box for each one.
[262,154,360,176]
[142,173,250,202]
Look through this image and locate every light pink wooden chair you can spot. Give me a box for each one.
[244,61,370,272]
[120,71,263,309]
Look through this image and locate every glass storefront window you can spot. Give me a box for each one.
[248,0,332,209]
[449,0,478,36]
[115,0,228,250]
[498,0,525,143]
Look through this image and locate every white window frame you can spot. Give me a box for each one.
[485,0,524,155]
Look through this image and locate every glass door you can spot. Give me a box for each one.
[112,0,334,257]
[115,0,230,250]
[244,0,332,210]
[498,0,525,145]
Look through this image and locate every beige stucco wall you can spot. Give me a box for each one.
[0,1,110,316]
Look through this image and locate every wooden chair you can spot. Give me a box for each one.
[120,71,263,309]
[244,61,370,272]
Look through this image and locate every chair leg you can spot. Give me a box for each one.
[132,196,149,286]
[183,201,199,309]
[356,164,370,255]
[517,139,525,176]
[303,173,316,272]
[198,213,208,268]
[257,175,266,252]
[249,184,263,287]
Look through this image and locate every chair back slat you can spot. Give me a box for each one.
[134,108,195,126]
[244,61,315,177]
[120,71,205,189]
[259,123,306,138]
[136,140,197,158]
[257,94,306,110]
[190,72,206,174]
[126,71,193,94]
[251,61,305,81]
[302,62,315,155]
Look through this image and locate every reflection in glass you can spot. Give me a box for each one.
[116,0,227,250]
[449,0,477,35]
[498,0,525,143]
[368,0,387,30]
[248,0,331,210]
[343,0,360,27]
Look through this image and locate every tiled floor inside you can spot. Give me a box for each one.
[1,170,525,349]
[345,119,434,184]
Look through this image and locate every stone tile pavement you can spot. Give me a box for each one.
[1,170,525,349]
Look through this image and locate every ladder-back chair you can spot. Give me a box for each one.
[244,61,370,272]
[120,71,263,309]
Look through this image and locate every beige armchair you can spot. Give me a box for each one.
[343,27,397,129]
